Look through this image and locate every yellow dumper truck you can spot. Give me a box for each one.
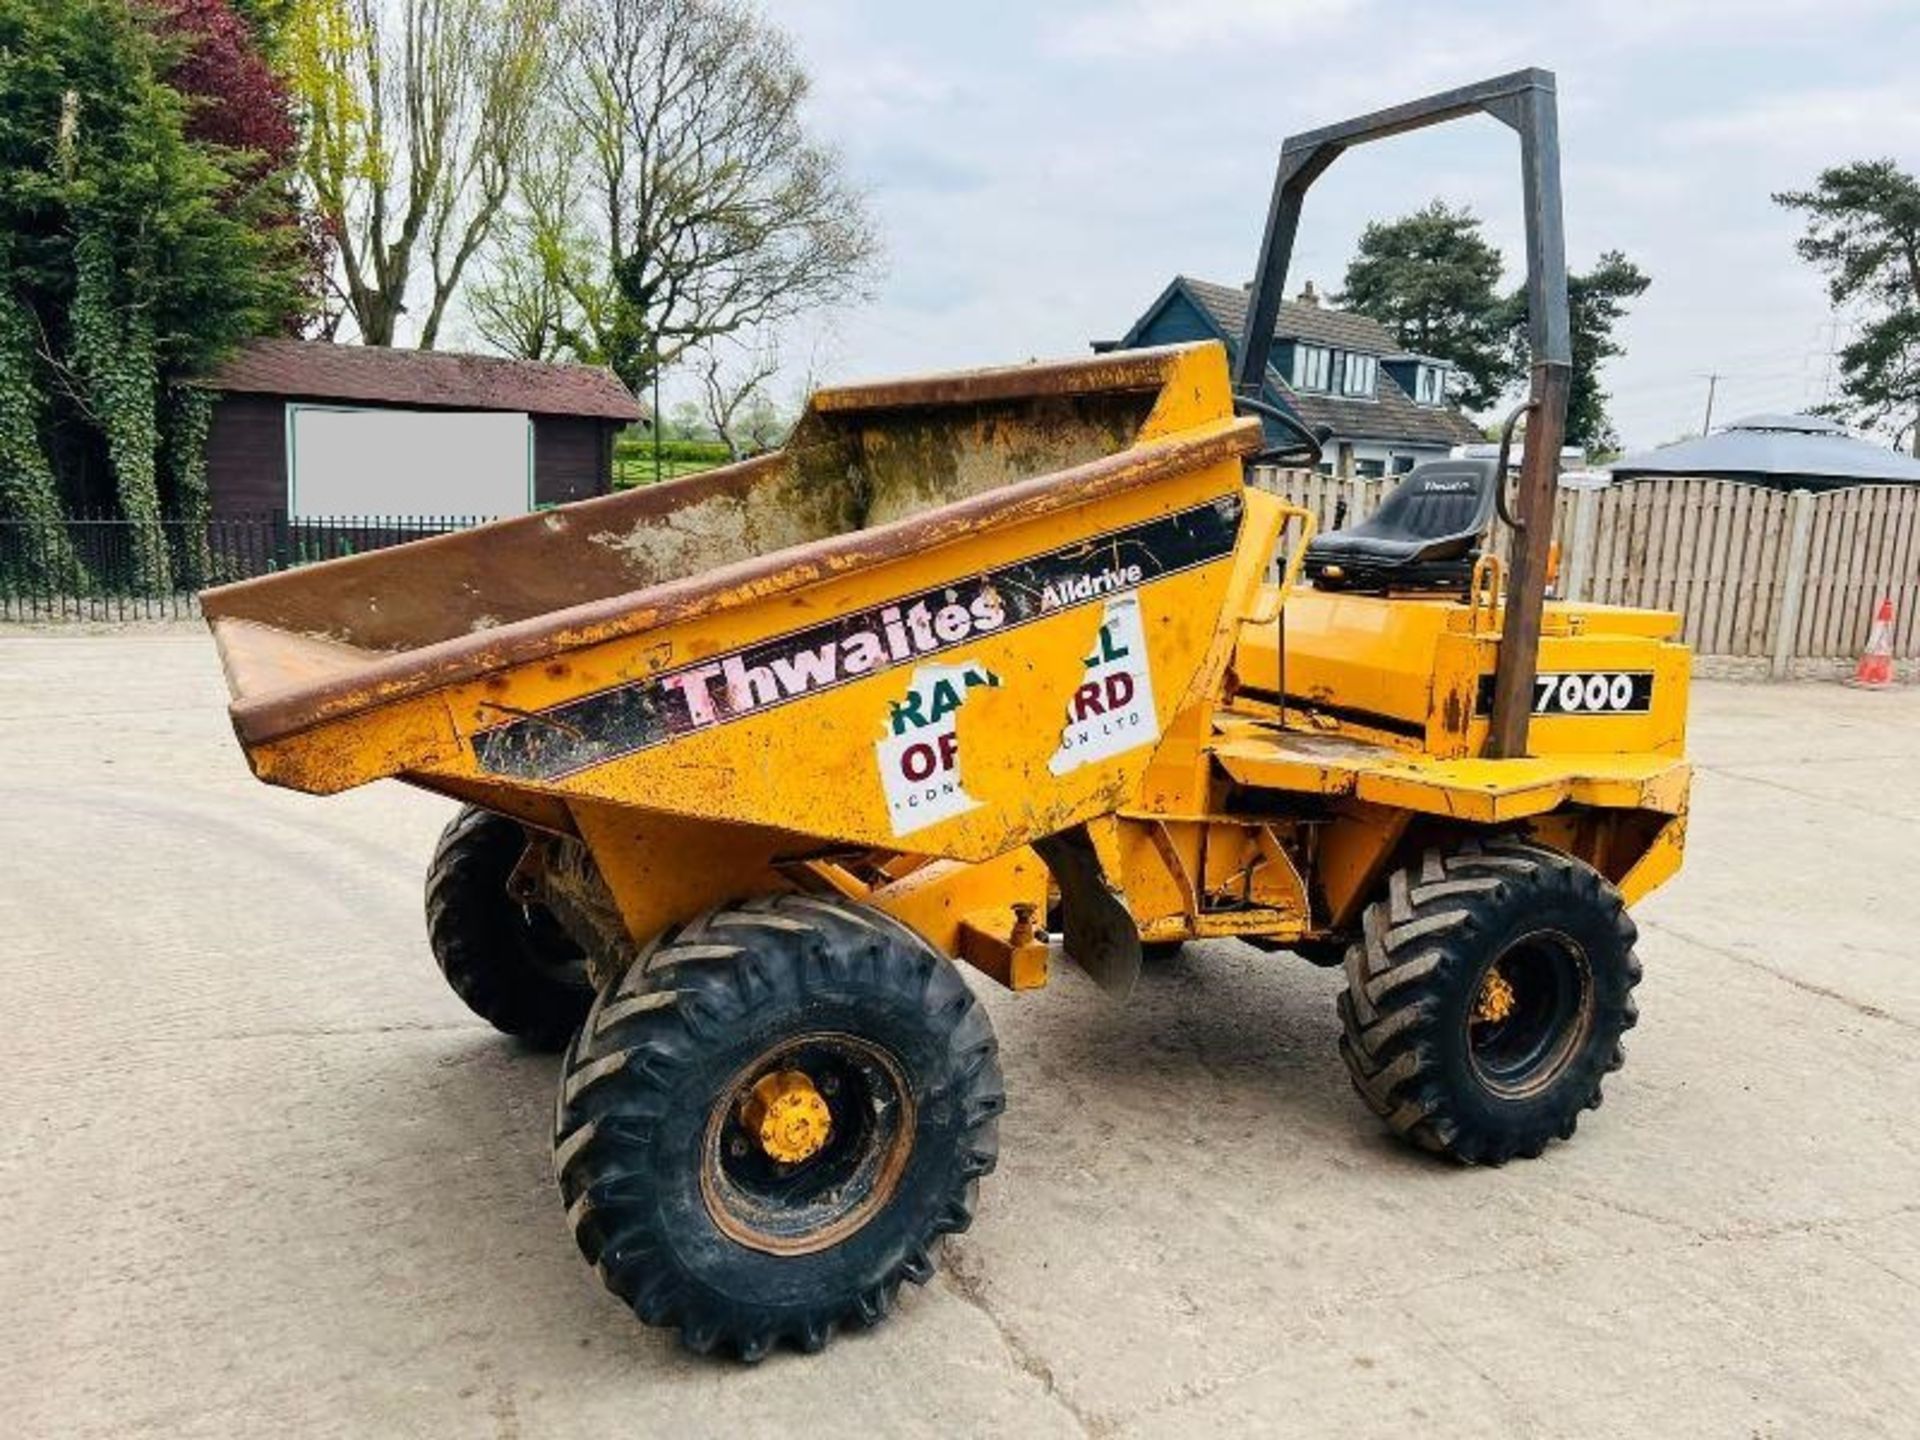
[205,70,1688,1358]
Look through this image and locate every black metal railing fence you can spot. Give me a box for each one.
[0,511,488,621]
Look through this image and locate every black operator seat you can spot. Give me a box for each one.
[1302,458,1501,592]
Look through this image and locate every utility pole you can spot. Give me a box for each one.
[1700,373,1719,434]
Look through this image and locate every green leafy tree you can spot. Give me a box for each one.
[0,0,305,586]
[226,0,298,53]
[1338,201,1518,409]
[1538,251,1651,455]
[1776,160,1920,455]
[1341,202,1651,449]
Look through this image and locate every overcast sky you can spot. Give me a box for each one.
[755,0,1919,452]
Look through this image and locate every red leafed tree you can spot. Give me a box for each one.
[153,0,295,167]
[150,0,327,330]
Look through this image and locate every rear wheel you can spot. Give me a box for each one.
[552,894,1003,1359]
[424,806,592,1051]
[1337,838,1641,1164]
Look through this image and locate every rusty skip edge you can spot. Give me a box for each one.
[215,414,1263,750]
[806,343,1203,413]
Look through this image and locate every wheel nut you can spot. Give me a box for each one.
[728,1136,749,1159]
[819,1074,840,1096]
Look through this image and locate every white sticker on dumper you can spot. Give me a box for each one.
[1049,594,1158,774]
[877,661,997,833]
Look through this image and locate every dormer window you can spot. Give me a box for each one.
[1291,345,1376,398]
[1293,344,1331,392]
[1340,354,1377,398]
[1415,364,1449,405]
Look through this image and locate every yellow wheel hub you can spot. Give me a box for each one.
[1474,965,1517,1025]
[741,1070,833,1164]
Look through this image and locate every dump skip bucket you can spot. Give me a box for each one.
[204,341,1263,862]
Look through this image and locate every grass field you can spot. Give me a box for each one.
[612,437,733,488]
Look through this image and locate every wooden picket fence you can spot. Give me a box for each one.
[1250,467,1920,675]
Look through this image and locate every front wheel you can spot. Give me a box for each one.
[552,894,1004,1359]
[1337,838,1641,1164]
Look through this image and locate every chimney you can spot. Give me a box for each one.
[1297,279,1321,308]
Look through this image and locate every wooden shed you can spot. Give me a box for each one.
[190,340,644,520]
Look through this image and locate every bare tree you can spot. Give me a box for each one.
[291,0,550,346]
[525,0,881,395]
[737,391,790,454]
[693,334,781,459]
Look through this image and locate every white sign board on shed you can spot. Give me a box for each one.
[287,405,533,519]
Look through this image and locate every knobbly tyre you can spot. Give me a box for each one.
[204,70,1688,1359]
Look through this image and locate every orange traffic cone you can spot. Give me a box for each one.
[1850,597,1896,688]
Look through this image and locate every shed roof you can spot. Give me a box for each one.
[1610,414,1920,485]
[194,339,644,421]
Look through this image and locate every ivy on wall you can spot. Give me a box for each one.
[164,383,215,585]
[0,287,81,587]
[71,225,168,590]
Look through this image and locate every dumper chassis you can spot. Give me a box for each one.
[206,70,1688,1358]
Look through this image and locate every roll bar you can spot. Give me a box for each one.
[1237,68,1572,758]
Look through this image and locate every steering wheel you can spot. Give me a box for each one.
[1234,394,1328,469]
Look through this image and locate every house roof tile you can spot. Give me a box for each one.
[1180,276,1399,353]
[1275,372,1483,448]
[1174,277,1480,449]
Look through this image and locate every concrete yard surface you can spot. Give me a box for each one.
[3,628,1917,1438]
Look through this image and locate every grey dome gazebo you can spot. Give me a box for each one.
[1609,413,1920,491]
